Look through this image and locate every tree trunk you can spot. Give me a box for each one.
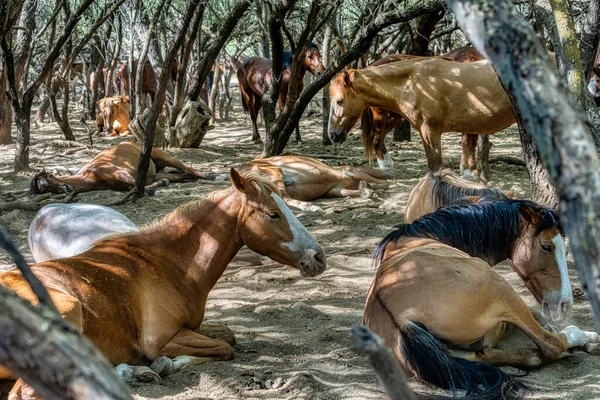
[448,0,600,326]
[106,14,122,97]
[549,0,600,148]
[411,9,445,55]
[579,0,600,80]
[208,60,222,124]
[0,60,11,144]
[50,79,76,141]
[322,26,332,146]
[135,0,200,198]
[393,120,411,142]
[218,63,233,120]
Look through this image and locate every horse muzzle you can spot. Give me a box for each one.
[298,248,326,277]
[328,128,347,144]
[542,291,573,322]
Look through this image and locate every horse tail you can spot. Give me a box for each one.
[399,321,525,400]
[361,107,375,166]
[236,65,250,114]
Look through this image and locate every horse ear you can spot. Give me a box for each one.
[519,203,542,225]
[342,71,352,86]
[505,189,515,199]
[230,168,247,193]
[122,96,130,103]
[463,196,480,204]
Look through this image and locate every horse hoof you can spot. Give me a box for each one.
[584,343,600,354]
[115,363,135,383]
[360,188,373,199]
[150,356,174,377]
[358,181,367,191]
[134,366,161,383]
[159,178,170,187]
[296,140,304,146]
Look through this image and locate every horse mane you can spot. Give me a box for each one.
[430,170,507,210]
[144,171,281,230]
[374,199,562,267]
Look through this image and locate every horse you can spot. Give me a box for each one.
[363,199,596,399]
[29,142,221,195]
[115,60,157,110]
[404,169,512,222]
[328,57,518,172]
[246,155,391,212]
[28,203,139,262]
[96,95,130,136]
[237,44,325,144]
[1,169,326,399]
[360,48,485,173]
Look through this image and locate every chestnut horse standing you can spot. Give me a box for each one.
[364,199,596,399]
[404,169,511,222]
[246,155,391,212]
[328,58,519,172]
[360,47,484,172]
[115,60,157,110]
[29,142,221,195]
[237,44,325,144]
[96,95,131,136]
[2,170,326,398]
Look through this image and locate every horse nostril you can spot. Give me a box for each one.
[314,251,324,264]
[560,300,570,316]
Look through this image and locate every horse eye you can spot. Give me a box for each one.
[541,244,553,252]
[267,212,280,219]
[337,99,344,105]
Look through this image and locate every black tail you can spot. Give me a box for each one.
[401,321,524,400]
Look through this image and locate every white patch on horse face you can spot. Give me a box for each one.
[552,234,573,305]
[327,102,334,138]
[271,193,321,256]
[383,153,394,168]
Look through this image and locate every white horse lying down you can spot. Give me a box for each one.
[28,203,139,262]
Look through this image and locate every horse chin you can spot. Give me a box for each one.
[328,129,347,144]
[297,248,326,277]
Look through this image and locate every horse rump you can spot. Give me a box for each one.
[400,321,524,400]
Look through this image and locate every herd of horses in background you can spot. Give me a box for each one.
[4,42,600,399]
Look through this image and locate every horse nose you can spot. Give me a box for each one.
[299,248,326,277]
[542,295,572,322]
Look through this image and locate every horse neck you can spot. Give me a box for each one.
[138,193,244,292]
[354,68,410,112]
[57,175,98,192]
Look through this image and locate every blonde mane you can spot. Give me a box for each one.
[143,170,281,231]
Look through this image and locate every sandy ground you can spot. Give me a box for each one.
[1,96,599,400]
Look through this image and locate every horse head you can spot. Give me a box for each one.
[304,43,325,75]
[229,168,326,277]
[30,171,72,195]
[98,96,129,135]
[328,70,366,144]
[512,202,572,322]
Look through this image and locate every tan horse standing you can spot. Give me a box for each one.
[2,169,326,399]
[30,142,220,195]
[246,155,391,212]
[404,169,511,222]
[328,58,517,172]
[364,199,597,398]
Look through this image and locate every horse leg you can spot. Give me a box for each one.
[196,324,236,345]
[419,127,443,172]
[157,327,234,369]
[338,167,390,190]
[250,94,263,144]
[295,122,303,145]
[460,133,477,179]
[149,148,214,180]
[324,181,372,199]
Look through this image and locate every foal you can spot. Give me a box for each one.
[365,199,596,398]
[2,169,326,399]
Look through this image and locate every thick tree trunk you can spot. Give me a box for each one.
[411,9,445,55]
[0,61,11,144]
[50,79,76,141]
[579,0,600,80]
[449,0,600,327]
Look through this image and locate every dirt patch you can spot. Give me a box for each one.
[0,99,598,399]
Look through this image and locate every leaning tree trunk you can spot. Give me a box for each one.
[321,26,332,146]
[448,0,600,327]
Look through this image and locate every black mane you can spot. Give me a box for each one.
[375,199,561,266]
[431,173,507,209]
[29,171,47,196]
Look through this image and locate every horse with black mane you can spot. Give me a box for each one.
[237,44,325,144]
[365,199,598,399]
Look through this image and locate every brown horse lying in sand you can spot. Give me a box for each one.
[328,58,520,173]
[30,142,220,195]
[96,95,131,136]
[246,156,391,212]
[2,170,326,398]
[364,199,596,399]
[404,169,512,222]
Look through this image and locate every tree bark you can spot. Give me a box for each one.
[0,59,11,144]
[106,14,122,97]
[448,0,600,327]
[411,9,445,55]
[322,26,332,146]
[579,0,600,80]
[208,59,222,124]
